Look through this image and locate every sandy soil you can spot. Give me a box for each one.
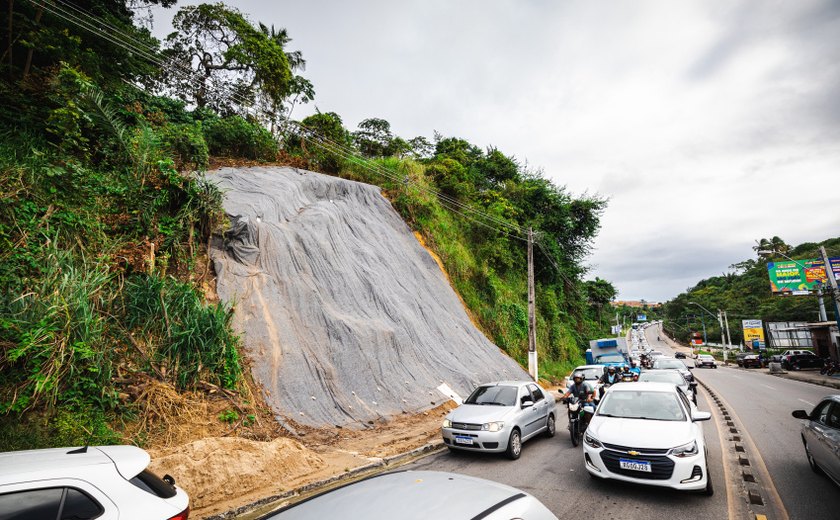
[147,401,457,519]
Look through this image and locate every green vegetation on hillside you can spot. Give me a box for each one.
[0,0,616,449]
[663,237,840,345]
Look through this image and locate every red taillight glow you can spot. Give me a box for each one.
[168,507,189,520]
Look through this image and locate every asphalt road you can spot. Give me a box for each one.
[404,377,729,519]
[645,324,840,520]
[401,325,840,519]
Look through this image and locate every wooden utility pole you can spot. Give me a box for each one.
[527,227,538,381]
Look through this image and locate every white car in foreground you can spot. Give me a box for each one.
[0,445,190,519]
[582,382,713,495]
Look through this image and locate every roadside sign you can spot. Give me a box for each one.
[742,319,766,347]
[767,257,840,295]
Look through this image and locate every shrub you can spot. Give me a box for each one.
[203,115,277,160]
[159,122,209,171]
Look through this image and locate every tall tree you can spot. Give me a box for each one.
[162,3,297,116]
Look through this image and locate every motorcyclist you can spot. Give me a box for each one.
[561,372,596,430]
[621,364,637,381]
[598,366,621,398]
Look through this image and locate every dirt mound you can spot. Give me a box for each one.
[149,437,323,511]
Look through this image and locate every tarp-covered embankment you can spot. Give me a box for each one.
[209,166,529,428]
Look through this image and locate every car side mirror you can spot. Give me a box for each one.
[792,409,809,420]
[692,411,711,422]
[163,474,176,486]
[521,400,534,409]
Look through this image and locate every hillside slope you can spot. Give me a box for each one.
[209,166,529,428]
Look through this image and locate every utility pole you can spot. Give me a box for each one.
[820,246,840,332]
[723,310,735,352]
[527,227,538,381]
[717,310,728,365]
[817,287,828,322]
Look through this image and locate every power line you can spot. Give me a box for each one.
[29,0,613,289]
[29,0,532,242]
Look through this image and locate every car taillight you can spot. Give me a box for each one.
[168,507,189,520]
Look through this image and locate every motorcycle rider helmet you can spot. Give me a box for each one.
[607,366,616,373]
[572,372,584,382]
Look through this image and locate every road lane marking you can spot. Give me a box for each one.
[798,398,814,407]
[761,384,776,390]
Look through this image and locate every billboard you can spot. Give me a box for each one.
[637,314,647,321]
[742,319,766,349]
[767,257,840,295]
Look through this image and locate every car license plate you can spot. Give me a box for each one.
[619,459,652,472]
[454,435,474,445]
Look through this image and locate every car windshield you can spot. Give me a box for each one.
[637,371,685,386]
[464,385,518,406]
[655,359,686,370]
[598,390,686,421]
[575,368,602,380]
[699,355,713,360]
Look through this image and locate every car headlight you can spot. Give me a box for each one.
[442,418,452,429]
[583,432,603,449]
[481,421,504,432]
[670,440,698,457]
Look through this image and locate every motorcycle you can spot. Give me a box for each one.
[565,395,596,447]
[820,358,838,376]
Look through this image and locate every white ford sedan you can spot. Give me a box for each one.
[582,382,714,495]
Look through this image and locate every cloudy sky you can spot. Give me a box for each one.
[151,0,840,302]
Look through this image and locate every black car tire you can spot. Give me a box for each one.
[545,414,556,438]
[703,471,714,496]
[506,429,522,460]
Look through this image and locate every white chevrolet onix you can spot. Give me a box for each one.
[582,382,714,495]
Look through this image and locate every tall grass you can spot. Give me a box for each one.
[0,245,117,413]
[123,274,241,390]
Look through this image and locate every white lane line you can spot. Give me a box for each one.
[798,398,815,407]
[761,384,776,390]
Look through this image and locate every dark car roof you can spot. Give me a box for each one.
[264,470,532,519]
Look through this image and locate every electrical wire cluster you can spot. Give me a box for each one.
[26,0,578,286]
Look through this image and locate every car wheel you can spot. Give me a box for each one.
[703,471,714,496]
[805,441,824,476]
[506,429,522,460]
[545,413,556,438]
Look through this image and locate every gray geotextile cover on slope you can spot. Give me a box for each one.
[209,166,529,428]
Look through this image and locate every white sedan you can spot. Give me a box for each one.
[582,382,714,495]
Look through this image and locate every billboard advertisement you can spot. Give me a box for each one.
[767,257,840,295]
[742,319,766,349]
[637,314,647,321]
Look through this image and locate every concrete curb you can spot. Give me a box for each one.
[204,440,445,520]
[769,370,840,391]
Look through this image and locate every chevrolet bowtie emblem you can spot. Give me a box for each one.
[628,450,640,456]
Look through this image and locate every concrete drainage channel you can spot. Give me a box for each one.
[696,378,777,520]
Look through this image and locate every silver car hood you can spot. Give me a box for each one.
[589,416,695,450]
[447,404,516,423]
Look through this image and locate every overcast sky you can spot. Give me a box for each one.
[150,0,840,302]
